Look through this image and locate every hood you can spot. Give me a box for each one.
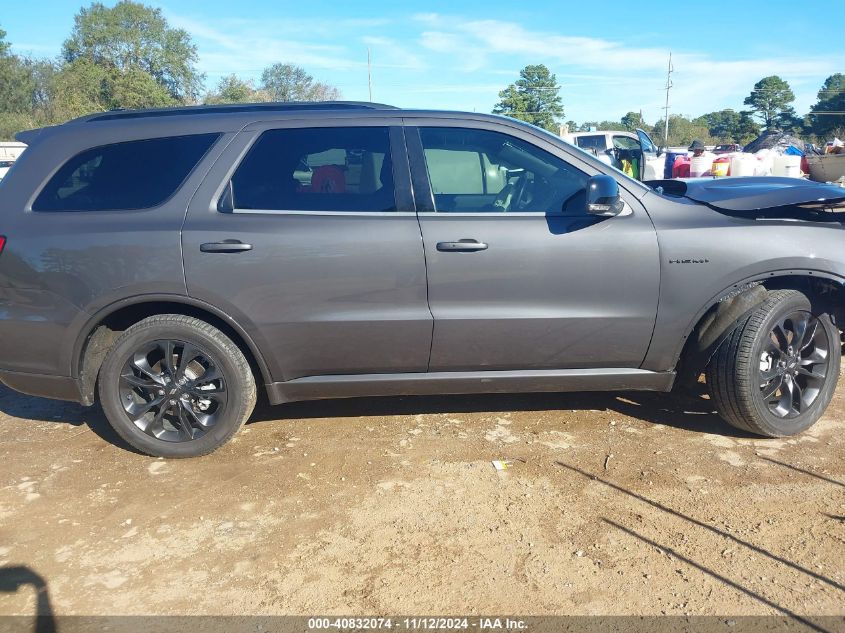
[646,177,845,212]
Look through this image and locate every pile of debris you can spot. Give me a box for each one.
[743,129,805,154]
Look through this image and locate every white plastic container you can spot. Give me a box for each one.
[773,154,802,178]
[754,150,774,176]
[690,155,713,177]
[730,154,757,177]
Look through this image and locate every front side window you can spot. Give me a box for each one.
[420,127,588,214]
[33,134,219,211]
[613,135,640,150]
[637,129,658,153]
[230,127,395,212]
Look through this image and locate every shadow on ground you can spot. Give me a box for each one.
[0,384,760,442]
[0,386,135,452]
[0,565,56,633]
[248,388,752,438]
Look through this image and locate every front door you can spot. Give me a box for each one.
[636,128,662,180]
[406,122,660,372]
[182,121,431,381]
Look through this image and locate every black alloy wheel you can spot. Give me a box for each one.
[758,311,830,419]
[119,339,228,442]
[706,289,840,437]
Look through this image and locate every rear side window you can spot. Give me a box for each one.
[575,135,608,151]
[229,127,395,212]
[32,134,219,211]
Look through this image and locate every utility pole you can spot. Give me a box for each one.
[367,47,373,102]
[662,52,673,146]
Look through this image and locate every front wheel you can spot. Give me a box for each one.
[706,289,841,437]
[98,315,256,457]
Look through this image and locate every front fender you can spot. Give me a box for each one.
[643,264,845,374]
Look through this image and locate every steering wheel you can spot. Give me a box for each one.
[492,172,530,212]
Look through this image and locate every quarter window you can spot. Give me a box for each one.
[33,134,219,211]
[229,127,396,212]
[419,127,588,214]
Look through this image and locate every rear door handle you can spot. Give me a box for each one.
[200,240,253,253]
[436,239,488,252]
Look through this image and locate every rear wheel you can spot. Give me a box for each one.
[98,315,256,457]
[706,289,840,437]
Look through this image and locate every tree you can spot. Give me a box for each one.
[695,109,760,144]
[0,27,56,138]
[62,1,203,103]
[0,27,32,113]
[0,26,10,57]
[493,64,564,132]
[651,115,712,147]
[743,76,795,130]
[260,63,340,102]
[734,111,762,143]
[596,120,625,131]
[309,81,341,102]
[45,57,174,121]
[809,73,845,140]
[205,74,269,104]
[621,111,645,131]
[0,55,37,115]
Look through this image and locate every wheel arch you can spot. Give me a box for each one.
[673,270,845,389]
[72,295,273,406]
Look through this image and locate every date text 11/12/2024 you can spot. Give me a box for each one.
[306,617,528,630]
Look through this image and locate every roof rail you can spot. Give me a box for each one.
[83,101,398,123]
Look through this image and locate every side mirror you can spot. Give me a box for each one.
[586,175,625,216]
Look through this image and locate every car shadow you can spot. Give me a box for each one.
[0,386,139,454]
[0,385,90,426]
[247,387,756,438]
[0,383,772,442]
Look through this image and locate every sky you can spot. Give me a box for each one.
[2,0,843,126]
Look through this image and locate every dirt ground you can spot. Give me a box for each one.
[0,373,843,619]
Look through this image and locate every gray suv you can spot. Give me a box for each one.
[2,102,844,457]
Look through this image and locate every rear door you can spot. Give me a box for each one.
[406,120,660,372]
[182,119,432,382]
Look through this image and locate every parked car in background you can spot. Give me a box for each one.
[713,143,743,154]
[0,141,27,177]
[563,129,664,180]
[2,102,845,457]
[0,160,15,181]
[0,141,27,182]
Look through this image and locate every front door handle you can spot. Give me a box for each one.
[200,240,253,253]
[436,239,488,252]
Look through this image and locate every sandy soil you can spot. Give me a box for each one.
[0,377,843,618]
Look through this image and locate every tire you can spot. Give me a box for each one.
[98,315,256,457]
[706,289,841,437]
